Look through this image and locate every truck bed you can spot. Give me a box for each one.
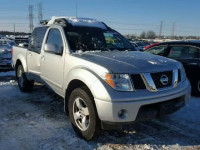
[12,46,28,69]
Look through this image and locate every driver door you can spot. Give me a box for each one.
[40,27,65,95]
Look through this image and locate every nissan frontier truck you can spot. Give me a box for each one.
[12,17,191,140]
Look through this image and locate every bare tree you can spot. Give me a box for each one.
[140,31,146,39]
[146,30,156,39]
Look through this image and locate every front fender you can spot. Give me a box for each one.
[64,67,111,101]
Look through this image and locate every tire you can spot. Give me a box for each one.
[16,65,34,92]
[68,86,101,140]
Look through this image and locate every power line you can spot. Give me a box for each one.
[114,28,150,31]
[105,21,160,27]
[0,23,29,24]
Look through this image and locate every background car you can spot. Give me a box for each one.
[144,42,160,50]
[145,41,200,96]
[135,41,150,50]
[130,41,150,51]
[0,39,15,71]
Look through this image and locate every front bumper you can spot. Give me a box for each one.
[94,79,191,123]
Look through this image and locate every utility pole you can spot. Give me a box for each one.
[171,22,175,39]
[76,0,78,17]
[28,5,34,33]
[159,21,163,38]
[13,24,15,35]
[38,3,43,24]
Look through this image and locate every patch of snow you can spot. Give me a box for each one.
[0,76,199,150]
[48,16,107,29]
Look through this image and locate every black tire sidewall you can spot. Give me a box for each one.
[68,87,100,140]
[17,65,25,91]
[17,65,33,92]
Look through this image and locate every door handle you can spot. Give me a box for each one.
[28,52,32,56]
[41,56,45,61]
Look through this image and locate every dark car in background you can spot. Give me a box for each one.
[129,40,150,51]
[145,41,200,96]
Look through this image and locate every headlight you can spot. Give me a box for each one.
[180,66,187,81]
[103,73,134,91]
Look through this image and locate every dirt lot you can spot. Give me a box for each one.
[0,71,200,150]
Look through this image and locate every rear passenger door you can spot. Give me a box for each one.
[27,27,48,81]
[40,27,65,95]
[145,45,168,56]
[168,45,200,82]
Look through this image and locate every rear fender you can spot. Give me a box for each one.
[16,54,28,72]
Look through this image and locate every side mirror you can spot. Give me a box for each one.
[44,43,61,54]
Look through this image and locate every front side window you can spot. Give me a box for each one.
[45,28,63,54]
[146,45,167,56]
[168,46,200,59]
[65,27,135,52]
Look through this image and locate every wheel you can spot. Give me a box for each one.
[68,87,101,140]
[16,65,34,92]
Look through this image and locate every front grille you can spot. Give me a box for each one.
[151,71,173,89]
[130,74,146,90]
[135,96,185,122]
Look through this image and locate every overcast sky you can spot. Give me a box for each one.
[0,0,200,36]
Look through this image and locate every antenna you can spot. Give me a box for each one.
[38,3,43,25]
[28,5,34,33]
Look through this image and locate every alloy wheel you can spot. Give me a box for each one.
[73,97,90,131]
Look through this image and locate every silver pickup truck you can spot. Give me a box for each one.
[12,17,191,140]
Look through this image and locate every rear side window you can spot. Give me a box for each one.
[29,27,48,53]
[168,46,200,59]
[146,45,167,55]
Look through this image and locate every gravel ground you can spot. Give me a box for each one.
[0,71,199,150]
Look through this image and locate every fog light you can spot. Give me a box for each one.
[118,109,128,119]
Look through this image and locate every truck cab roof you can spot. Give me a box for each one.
[47,16,107,29]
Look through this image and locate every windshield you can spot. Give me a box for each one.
[65,27,135,52]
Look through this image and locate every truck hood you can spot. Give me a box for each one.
[72,51,181,73]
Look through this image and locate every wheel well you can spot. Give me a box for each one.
[15,60,22,76]
[64,79,93,114]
